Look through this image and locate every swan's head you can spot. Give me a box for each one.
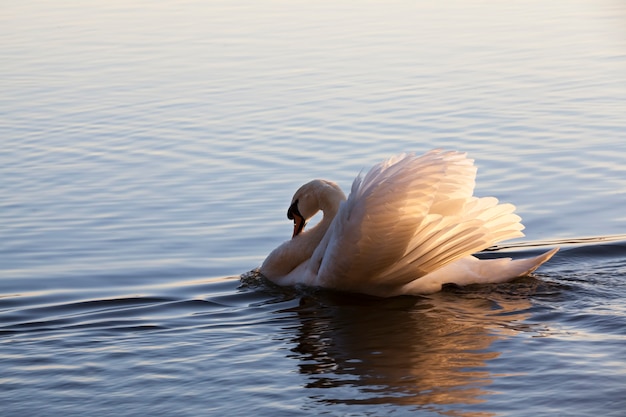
[287,179,344,238]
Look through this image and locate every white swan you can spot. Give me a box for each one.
[260,150,558,297]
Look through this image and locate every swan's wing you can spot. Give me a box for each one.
[314,150,525,295]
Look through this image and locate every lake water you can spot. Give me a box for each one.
[1,1,625,416]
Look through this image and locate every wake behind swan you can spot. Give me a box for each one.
[260,150,558,297]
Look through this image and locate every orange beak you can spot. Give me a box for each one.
[287,200,306,238]
[292,214,306,238]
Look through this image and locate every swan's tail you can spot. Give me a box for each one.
[399,247,559,295]
[505,247,560,277]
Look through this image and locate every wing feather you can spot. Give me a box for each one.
[316,150,525,293]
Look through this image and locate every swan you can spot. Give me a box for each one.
[260,150,558,297]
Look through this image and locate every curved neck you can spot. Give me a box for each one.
[295,186,344,259]
[260,190,345,283]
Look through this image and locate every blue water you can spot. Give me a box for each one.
[1,1,625,416]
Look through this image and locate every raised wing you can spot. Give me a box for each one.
[313,150,524,294]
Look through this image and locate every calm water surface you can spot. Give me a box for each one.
[1,1,625,416]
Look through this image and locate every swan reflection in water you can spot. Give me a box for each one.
[281,282,543,416]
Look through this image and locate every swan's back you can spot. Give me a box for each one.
[313,150,526,296]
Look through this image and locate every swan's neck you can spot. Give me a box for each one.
[260,191,344,283]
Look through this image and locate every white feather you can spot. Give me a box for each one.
[259,150,558,297]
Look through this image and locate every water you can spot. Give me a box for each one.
[1,1,625,416]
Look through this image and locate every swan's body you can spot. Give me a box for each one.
[260,150,558,297]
